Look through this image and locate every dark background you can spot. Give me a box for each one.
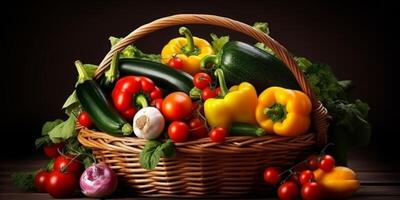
[0,1,392,160]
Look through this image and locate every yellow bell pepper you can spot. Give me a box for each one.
[204,69,258,129]
[161,27,213,75]
[255,87,312,136]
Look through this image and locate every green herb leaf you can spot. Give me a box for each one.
[35,136,52,149]
[139,139,175,170]
[83,64,99,78]
[42,119,64,136]
[295,57,371,165]
[210,33,229,54]
[109,36,161,62]
[254,42,276,56]
[11,172,35,191]
[48,115,76,143]
[83,157,94,169]
[338,80,352,90]
[62,91,81,117]
[62,91,78,109]
[253,22,270,35]
[45,159,55,171]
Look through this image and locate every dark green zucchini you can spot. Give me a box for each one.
[201,41,300,92]
[75,61,132,136]
[118,58,193,93]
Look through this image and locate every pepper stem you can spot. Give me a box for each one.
[135,94,148,109]
[121,123,133,136]
[200,55,218,70]
[104,53,119,85]
[263,104,287,122]
[214,69,228,97]
[179,27,199,56]
[75,60,91,84]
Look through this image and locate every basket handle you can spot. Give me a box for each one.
[94,14,329,147]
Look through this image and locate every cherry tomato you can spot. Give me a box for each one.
[209,127,227,143]
[278,181,300,200]
[46,170,78,198]
[319,155,335,172]
[168,121,189,142]
[43,142,65,158]
[263,167,281,185]
[193,73,212,90]
[53,155,83,177]
[201,87,217,100]
[306,155,320,170]
[189,118,208,139]
[78,111,92,128]
[299,170,315,185]
[162,92,192,121]
[34,170,49,192]
[168,56,184,69]
[151,98,163,110]
[301,182,323,200]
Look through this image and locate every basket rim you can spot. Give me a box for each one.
[78,128,316,154]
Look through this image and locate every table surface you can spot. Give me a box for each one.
[1,149,399,200]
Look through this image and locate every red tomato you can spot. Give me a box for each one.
[209,127,227,143]
[43,142,65,158]
[299,170,315,185]
[46,171,78,198]
[306,155,320,170]
[193,73,212,90]
[151,98,163,110]
[162,92,192,121]
[278,181,300,200]
[201,87,217,100]
[189,118,208,139]
[301,182,323,200]
[263,167,281,185]
[168,121,189,142]
[34,170,49,192]
[78,111,92,128]
[53,155,83,177]
[319,155,335,172]
[168,56,184,69]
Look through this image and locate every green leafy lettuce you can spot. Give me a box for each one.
[109,36,161,62]
[210,33,229,54]
[252,22,275,55]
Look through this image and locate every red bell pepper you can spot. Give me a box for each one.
[112,76,162,121]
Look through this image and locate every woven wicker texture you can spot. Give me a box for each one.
[78,14,330,197]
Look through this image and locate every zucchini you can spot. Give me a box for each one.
[230,123,265,136]
[118,58,193,93]
[75,61,132,136]
[201,41,301,93]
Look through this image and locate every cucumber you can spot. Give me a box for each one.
[118,58,193,93]
[201,41,301,93]
[230,123,266,136]
[75,61,132,136]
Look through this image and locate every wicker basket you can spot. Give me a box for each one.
[78,14,329,197]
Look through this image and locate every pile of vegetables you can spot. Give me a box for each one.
[12,22,370,199]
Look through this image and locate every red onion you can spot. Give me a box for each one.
[80,163,118,197]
